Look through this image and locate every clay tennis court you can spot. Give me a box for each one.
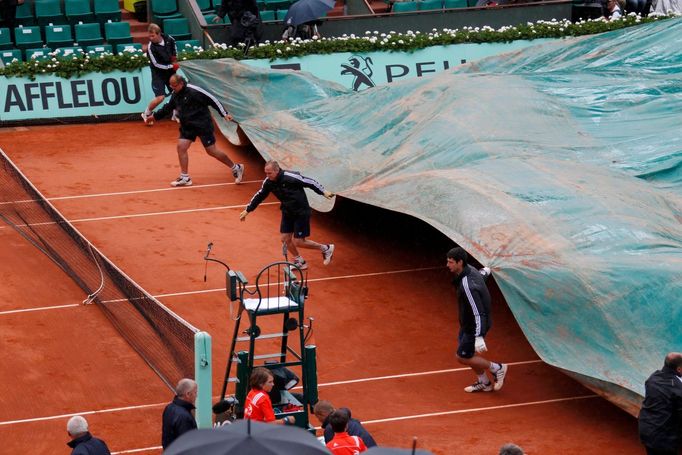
[0,122,641,454]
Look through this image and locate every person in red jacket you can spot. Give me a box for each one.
[326,409,368,455]
[244,367,294,425]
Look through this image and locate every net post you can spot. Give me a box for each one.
[303,344,318,412]
[194,331,212,429]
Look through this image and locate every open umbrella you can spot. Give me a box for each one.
[164,419,329,455]
[283,0,335,26]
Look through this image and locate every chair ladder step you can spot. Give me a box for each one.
[236,332,289,342]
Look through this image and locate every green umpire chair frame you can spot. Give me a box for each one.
[219,261,319,431]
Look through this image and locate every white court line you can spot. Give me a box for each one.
[0,180,263,205]
[0,303,80,315]
[0,266,442,315]
[0,361,545,427]
[361,394,599,425]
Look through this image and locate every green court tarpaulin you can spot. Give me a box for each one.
[181,17,682,415]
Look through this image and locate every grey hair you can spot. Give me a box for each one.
[499,443,525,455]
[67,415,89,435]
[176,378,197,397]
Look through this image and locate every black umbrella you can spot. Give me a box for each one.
[283,0,335,27]
[164,419,329,455]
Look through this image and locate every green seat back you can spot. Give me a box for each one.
[392,1,418,11]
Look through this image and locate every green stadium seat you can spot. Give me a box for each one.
[163,18,191,41]
[259,9,276,21]
[256,0,266,9]
[0,48,23,64]
[14,26,43,54]
[151,0,183,23]
[26,46,51,60]
[176,39,202,53]
[65,0,95,25]
[264,0,289,10]
[74,22,104,46]
[196,0,214,13]
[45,24,74,50]
[275,8,288,20]
[15,0,35,26]
[86,43,113,55]
[444,0,468,7]
[34,0,67,26]
[104,21,132,46]
[466,0,477,5]
[94,0,122,22]
[0,28,12,50]
[418,0,443,9]
[54,46,84,58]
[213,0,223,9]
[115,42,142,54]
[392,1,418,11]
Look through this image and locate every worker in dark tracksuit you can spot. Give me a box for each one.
[447,246,508,393]
[141,23,178,125]
[638,352,682,455]
[240,160,335,270]
[145,74,244,187]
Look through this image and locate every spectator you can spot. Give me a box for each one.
[447,247,508,393]
[141,23,178,126]
[213,0,262,46]
[606,0,623,18]
[162,378,198,449]
[638,352,682,455]
[326,409,368,454]
[499,443,526,455]
[144,74,244,187]
[66,415,111,455]
[313,400,377,447]
[244,367,295,425]
[240,160,335,270]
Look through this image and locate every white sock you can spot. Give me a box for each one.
[180,173,189,179]
[489,362,501,373]
[477,373,490,384]
[144,108,151,115]
[295,256,304,263]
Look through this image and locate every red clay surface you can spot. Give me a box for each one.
[0,122,641,454]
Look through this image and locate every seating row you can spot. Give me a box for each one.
[0,39,202,64]
[391,0,473,11]
[4,0,121,27]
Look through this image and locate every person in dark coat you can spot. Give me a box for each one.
[313,400,377,447]
[638,352,682,455]
[0,0,21,42]
[447,247,508,393]
[162,378,198,449]
[145,74,244,187]
[240,160,335,270]
[66,415,111,455]
[141,23,178,125]
[212,0,262,46]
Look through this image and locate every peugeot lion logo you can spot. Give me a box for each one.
[340,55,376,91]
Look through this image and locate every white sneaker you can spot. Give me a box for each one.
[293,258,308,270]
[232,164,244,184]
[171,175,192,187]
[493,363,508,391]
[141,111,153,126]
[464,380,493,393]
[322,244,335,265]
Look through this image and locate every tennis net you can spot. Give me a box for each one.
[0,148,196,390]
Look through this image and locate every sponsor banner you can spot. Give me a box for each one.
[244,40,551,91]
[1,68,155,121]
